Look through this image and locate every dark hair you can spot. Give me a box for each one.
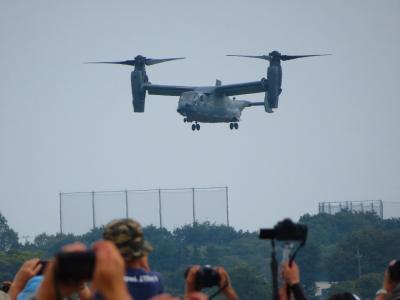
[1,281,12,293]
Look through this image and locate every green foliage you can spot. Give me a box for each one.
[30,232,80,257]
[145,222,271,298]
[1,211,399,299]
[0,250,42,281]
[328,273,381,299]
[299,211,400,282]
[0,212,19,251]
[228,262,271,300]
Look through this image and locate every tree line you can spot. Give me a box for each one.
[1,211,399,300]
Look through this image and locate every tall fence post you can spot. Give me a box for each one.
[158,189,163,228]
[192,188,196,224]
[92,191,96,229]
[59,192,63,234]
[125,190,129,218]
[226,186,230,227]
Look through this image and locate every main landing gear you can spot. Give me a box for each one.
[191,122,200,131]
[229,122,239,130]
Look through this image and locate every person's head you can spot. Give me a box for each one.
[102,218,153,262]
[1,281,12,293]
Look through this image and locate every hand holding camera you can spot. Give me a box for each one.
[281,261,300,286]
[8,258,42,300]
[259,219,308,300]
[184,265,238,300]
[35,241,131,300]
[92,240,130,300]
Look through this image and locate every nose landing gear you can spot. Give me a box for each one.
[229,122,239,130]
[191,122,200,131]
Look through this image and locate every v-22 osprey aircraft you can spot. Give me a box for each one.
[88,51,327,131]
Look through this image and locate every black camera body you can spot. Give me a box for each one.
[389,260,400,282]
[184,265,221,290]
[259,219,307,242]
[55,251,96,282]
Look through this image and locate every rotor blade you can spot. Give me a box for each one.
[145,57,186,66]
[84,60,136,66]
[226,54,270,61]
[280,54,330,61]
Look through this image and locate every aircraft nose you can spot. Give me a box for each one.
[177,103,192,113]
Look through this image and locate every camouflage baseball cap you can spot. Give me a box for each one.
[103,218,153,260]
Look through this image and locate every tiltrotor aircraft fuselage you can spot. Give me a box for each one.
[88,51,328,131]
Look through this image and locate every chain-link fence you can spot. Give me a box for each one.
[59,187,229,234]
[317,200,400,219]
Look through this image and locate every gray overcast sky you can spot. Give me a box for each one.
[1,1,399,237]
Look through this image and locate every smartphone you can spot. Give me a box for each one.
[55,251,96,282]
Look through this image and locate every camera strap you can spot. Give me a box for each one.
[289,240,305,267]
[209,282,229,300]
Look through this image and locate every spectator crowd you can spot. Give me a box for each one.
[0,217,398,300]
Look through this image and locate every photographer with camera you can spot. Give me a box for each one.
[260,219,308,300]
[375,260,400,300]
[32,241,131,300]
[185,265,239,300]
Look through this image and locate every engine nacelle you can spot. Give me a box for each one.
[264,63,283,112]
[131,70,147,112]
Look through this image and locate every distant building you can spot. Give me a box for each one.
[315,281,334,297]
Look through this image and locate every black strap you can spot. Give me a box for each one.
[289,241,305,267]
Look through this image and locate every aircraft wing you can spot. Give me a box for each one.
[214,78,267,96]
[144,83,196,96]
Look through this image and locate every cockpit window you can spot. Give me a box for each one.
[182,92,203,101]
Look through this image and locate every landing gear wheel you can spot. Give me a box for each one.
[229,123,234,130]
[234,123,239,130]
[196,123,200,130]
[191,124,196,131]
